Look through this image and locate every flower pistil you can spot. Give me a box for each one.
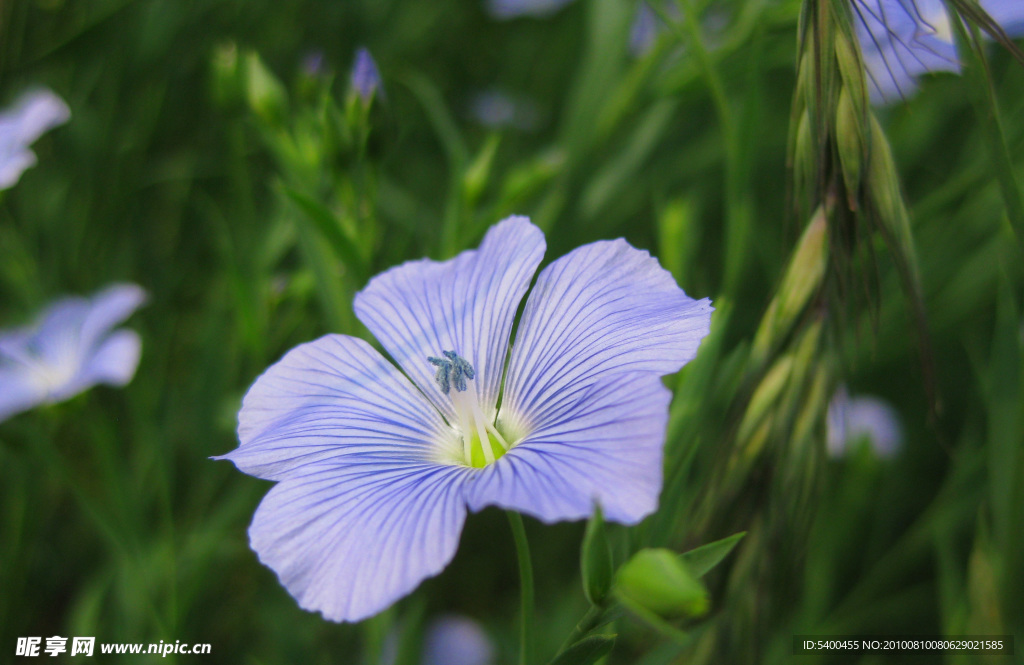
[429,350,511,468]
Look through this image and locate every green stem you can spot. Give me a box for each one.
[507,511,535,665]
[559,604,605,652]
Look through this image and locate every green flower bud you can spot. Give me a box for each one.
[244,51,288,125]
[614,549,709,621]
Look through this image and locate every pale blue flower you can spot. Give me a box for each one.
[217,216,712,622]
[351,48,381,103]
[422,615,494,665]
[827,387,903,457]
[854,0,1024,103]
[0,284,146,423]
[0,88,70,190]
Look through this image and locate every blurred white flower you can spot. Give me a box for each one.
[0,284,146,423]
[422,615,494,665]
[0,88,70,191]
[826,386,903,458]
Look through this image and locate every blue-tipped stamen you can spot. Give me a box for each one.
[428,350,475,394]
[428,355,451,394]
[427,351,512,467]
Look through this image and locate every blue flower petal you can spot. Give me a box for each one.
[354,216,545,423]
[0,150,37,190]
[853,0,959,103]
[500,238,710,434]
[0,367,45,423]
[221,334,452,481]
[249,460,471,622]
[75,329,142,390]
[77,284,147,353]
[467,372,671,524]
[0,88,70,190]
[984,0,1024,35]
[1,88,70,147]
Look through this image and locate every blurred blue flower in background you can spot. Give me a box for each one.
[422,615,495,665]
[0,284,146,423]
[218,215,712,622]
[854,0,1024,103]
[985,0,1024,34]
[630,2,663,56]
[469,89,539,130]
[381,614,494,665]
[301,50,327,78]
[485,0,575,20]
[0,87,69,191]
[350,48,381,103]
[827,386,903,458]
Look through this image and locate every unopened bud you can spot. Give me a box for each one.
[614,549,709,621]
[244,51,288,124]
[350,48,381,105]
[752,209,827,363]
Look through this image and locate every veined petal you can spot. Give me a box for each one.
[853,0,959,103]
[501,238,710,433]
[220,334,452,481]
[467,372,671,524]
[250,460,471,622]
[353,216,545,422]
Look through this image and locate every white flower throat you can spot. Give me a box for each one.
[428,350,511,468]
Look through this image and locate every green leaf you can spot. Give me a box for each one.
[581,504,613,606]
[681,532,746,578]
[549,635,615,665]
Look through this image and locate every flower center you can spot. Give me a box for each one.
[428,350,511,468]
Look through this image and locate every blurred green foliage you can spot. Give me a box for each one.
[1,0,1023,663]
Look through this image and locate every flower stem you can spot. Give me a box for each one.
[506,511,534,665]
[559,604,605,652]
